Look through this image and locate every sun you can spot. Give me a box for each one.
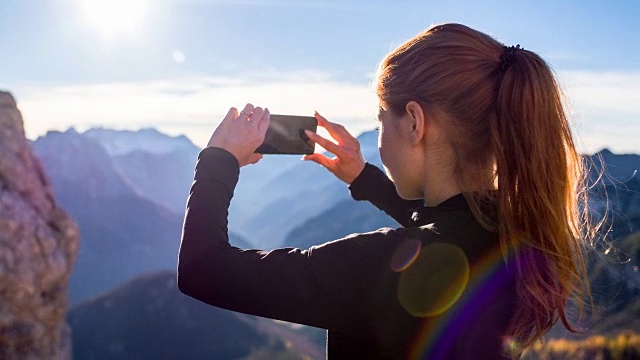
[78,0,150,40]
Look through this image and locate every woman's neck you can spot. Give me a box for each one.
[420,144,462,207]
[422,174,462,207]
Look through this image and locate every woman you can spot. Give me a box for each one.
[178,23,594,359]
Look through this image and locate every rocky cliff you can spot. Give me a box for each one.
[0,91,78,359]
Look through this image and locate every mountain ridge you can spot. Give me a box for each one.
[32,128,252,304]
[68,271,323,360]
[34,124,636,358]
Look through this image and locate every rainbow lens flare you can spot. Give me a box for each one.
[396,242,470,317]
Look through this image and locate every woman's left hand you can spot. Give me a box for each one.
[207,103,270,167]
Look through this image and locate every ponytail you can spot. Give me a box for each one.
[377,23,601,353]
[492,48,593,348]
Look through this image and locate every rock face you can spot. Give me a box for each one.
[0,91,78,359]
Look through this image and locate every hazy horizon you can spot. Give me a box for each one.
[28,123,635,158]
[2,0,639,155]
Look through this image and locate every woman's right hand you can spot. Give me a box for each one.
[302,112,366,185]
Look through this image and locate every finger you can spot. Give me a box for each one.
[304,129,347,157]
[237,103,255,121]
[223,107,238,123]
[247,107,264,124]
[257,108,270,134]
[248,153,263,164]
[315,111,354,144]
[302,153,335,170]
[305,137,316,152]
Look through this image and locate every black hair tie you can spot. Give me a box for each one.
[500,44,522,71]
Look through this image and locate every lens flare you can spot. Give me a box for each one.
[406,244,517,359]
[502,336,522,355]
[390,239,422,272]
[397,242,470,317]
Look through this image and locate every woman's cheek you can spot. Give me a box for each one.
[378,129,389,167]
[378,130,384,159]
[379,129,397,179]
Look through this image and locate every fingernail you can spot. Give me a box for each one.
[304,129,314,137]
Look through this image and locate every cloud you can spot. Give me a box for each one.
[172,50,186,64]
[557,70,640,154]
[14,70,379,149]
[11,69,640,155]
[559,71,640,116]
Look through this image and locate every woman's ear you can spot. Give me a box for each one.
[405,101,426,146]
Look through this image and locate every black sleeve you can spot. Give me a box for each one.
[177,147,355,331]
[348,163,423,227]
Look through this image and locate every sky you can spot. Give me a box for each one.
[1,0,639,155]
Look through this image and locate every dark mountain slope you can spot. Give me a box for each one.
[68,271,321,359]
[285,198,399,249]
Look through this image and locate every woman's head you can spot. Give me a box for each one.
[376,23,598,353]
[376,23,511,193]
[376,99,448,200]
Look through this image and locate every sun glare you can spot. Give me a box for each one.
[78,0,150,40]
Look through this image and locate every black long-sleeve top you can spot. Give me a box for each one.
[177,147,518,359]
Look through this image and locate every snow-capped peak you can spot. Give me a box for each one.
[83,127,198,156]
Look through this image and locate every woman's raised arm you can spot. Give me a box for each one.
[303,113,423,227]
[177,146,340,329]
[177,144,400,334]
[178,104,378,332]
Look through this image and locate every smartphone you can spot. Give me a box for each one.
[256,114,317,155]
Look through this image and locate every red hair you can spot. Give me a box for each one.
[377,23,601,354]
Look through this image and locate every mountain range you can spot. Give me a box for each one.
[68,271,324,359]
[31,126,639,358]
[84,128,201,214]
[229,129,384,250]
[32,127,386,305]
[33,127,640,300]
[31,128,251,304]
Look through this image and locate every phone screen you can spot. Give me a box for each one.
[256,114,317,155]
